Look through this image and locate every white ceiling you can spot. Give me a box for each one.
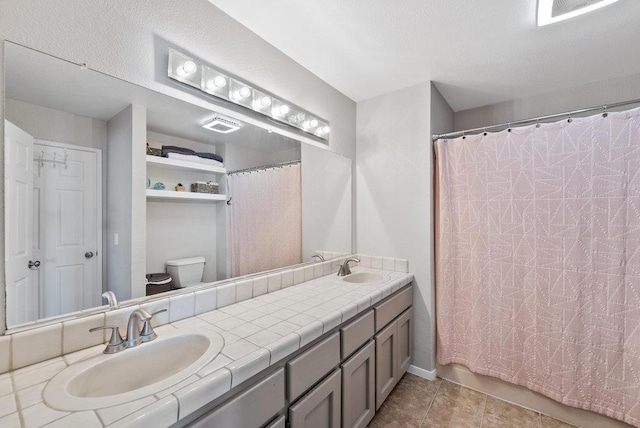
[208,0,640,112]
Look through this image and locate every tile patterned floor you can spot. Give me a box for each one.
[368,374,576,428]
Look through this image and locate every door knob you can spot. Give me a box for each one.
[28,260,41,269]
[85,251,94,259]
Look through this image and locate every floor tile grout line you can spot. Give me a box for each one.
[419,378,443,428]
[480,393,488,428]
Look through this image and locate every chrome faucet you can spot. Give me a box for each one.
[90,308,166,354]
[126,309,153,348]
[102,291,119,309]
[312,254,326,262]
[337,257,360,276]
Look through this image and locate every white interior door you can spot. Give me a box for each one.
[5,120,37,326]
[34,141,102,318]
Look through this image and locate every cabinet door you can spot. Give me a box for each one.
[289,369,342,428]
[342,341,375,428]
[397,308,413,377]
[265,415,286,428]
[375,320,398,410]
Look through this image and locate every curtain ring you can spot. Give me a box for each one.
[483,128,487,136]
[602,105,608,118]
[567,115,572,123]
[535,119,540,128]
[507,123,512,132]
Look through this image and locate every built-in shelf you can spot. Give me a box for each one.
[146,189,227,202]
[146,155,226,174]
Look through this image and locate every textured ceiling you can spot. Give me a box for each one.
[208,0,640,112]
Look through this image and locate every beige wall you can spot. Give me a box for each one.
[356,82,435,371]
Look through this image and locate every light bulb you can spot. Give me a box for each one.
[181,60,197,75]
[213,76,227,88]
[206,75,227,91]
[260,96,272,107]
[309,119,319,128]
[279,104,290,115]
[296,113,305,122]
[322,126,330,134]
[289,116,298,124]
[303,122,311,129]
[239,86,251,98]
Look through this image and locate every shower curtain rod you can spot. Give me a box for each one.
[432,97,640,142]
[227,159,301,175]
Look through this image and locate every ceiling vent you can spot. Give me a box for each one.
[537,0,619,26]
[202,116,241,133]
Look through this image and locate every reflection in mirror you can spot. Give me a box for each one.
[4,42,351,330]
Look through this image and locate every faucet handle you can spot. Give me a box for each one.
[140,309,167,343]
[89,325,126,354]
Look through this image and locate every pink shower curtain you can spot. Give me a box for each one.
[228,164,302,277]
[436,107,640,426]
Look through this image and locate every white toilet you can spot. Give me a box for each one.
[165,257,205,288]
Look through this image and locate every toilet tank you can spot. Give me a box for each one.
[165,257,205,288]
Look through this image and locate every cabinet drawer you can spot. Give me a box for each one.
[190,368,285,428]
[340,310,374,359]
[288,332,340,401]
[374,286,412,332]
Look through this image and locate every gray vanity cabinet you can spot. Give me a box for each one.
[186,285,413,428]
[289,369,342,428]
[341,341,375,428]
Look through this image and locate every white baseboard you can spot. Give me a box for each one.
[407,365,438,381]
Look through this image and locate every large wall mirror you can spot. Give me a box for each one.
[4,42,352,330]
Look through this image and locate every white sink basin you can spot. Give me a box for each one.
[341,272,389,284]
[44,328,224,411]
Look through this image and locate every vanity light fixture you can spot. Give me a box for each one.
[167,48,330,141]
[537,0,619,26]
[202,116,241,134]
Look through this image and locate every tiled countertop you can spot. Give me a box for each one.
[0,265,413,427]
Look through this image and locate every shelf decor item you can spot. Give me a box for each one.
[191,181,219,194]
[146,142,162,157]
[175,183,185,192]
[153,182,166,190]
